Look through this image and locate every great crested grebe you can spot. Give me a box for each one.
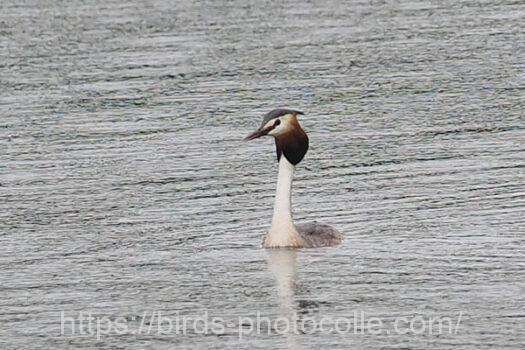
[244,108,343,248]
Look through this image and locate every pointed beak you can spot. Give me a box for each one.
[243,126,271,141]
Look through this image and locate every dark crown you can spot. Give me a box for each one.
[260,108,304,127]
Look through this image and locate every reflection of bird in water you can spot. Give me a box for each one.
[266,249,298,313]
[266,249,322,349]
[265,249,301,349]
[265,249,322,314]
[245,109,343,248]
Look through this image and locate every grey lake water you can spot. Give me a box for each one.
[1,0,524,349]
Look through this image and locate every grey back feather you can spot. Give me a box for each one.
[296,222,343,248]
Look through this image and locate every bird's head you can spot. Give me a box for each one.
[244,108,309,165]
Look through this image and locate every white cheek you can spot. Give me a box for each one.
[265,114,293,136]
[268,126,280,136]
[269,122,289,136]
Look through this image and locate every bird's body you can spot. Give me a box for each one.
[245,108,343,248]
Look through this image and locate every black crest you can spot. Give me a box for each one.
[260,108,304,128]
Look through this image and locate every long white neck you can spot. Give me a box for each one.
[272,157,295,228]
[265,157,303,247]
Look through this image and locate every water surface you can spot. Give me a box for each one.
[1,0,524,349]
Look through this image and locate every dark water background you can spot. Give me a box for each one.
[1,0,524,349]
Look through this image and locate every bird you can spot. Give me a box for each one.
[244,108,343,248]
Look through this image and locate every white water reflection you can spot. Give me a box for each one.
[266,249,301,350]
